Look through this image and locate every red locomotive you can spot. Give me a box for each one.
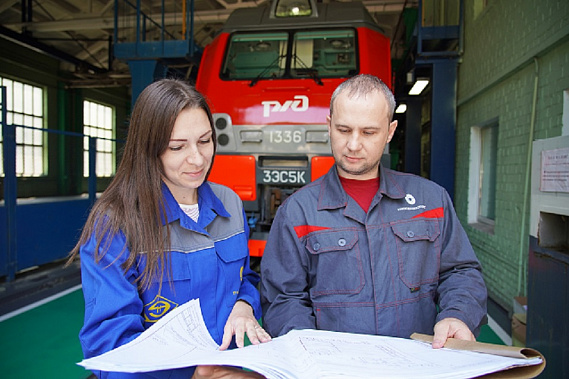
[196,0,391,258]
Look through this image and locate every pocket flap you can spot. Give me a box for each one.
[391,219,440,242]
[306,230,358,254]
[216,239,249,263]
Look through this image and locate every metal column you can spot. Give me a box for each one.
[2,86,17,281]
[429,59,458,198]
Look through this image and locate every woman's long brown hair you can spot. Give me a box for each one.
[68,79,217,291]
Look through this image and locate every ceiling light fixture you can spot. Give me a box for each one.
[408,79,429,95]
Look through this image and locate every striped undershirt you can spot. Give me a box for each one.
[179,203,199,222]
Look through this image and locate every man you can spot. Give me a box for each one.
[260,74,487,349]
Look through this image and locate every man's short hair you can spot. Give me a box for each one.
[330,74,396,122]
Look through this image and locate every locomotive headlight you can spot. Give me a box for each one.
[274,0,315,17]
[212,114,235,151]
[218,134,230,146]
[215,117,228,130]
[240,130,263,143]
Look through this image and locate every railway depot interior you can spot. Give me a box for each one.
[0,0,568,378]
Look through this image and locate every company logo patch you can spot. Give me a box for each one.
[405,193,416,205]
[398,193,426,211]
[143,295,178,323]
[261,95,309,117]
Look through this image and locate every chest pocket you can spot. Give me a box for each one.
[216,233,249,308]
[139,251,193,324]
[391,219,441,288]
[305,229,364,296]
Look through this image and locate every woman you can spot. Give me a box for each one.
[69,79,270,378]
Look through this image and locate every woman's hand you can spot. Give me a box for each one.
[219,300,272,350]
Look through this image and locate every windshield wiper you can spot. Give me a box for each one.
[249,55,285,87]
[292,55,323,86]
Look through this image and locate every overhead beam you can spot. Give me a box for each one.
[0,24,107,73]
[46,0,82,14]
[0,0,19,15]
[5,10,233,32]
[5,1,409,33]
[75,39,108,60]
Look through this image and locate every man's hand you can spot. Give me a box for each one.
[220,300,272,350]
[432,317,475,349]
[192,365,265,379]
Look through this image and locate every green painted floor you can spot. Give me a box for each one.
[0,287,92,379]
[478,323,505,345]
[0,286,504,378]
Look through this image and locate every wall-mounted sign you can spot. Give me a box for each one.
[541,147,569,193]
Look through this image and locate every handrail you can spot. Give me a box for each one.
[114,0,178,45]
[1,86,124,281]
[1,122,123,204]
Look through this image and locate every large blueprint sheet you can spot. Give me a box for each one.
[79,299,543,378]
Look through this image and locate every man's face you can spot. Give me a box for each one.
[327,90,398,180]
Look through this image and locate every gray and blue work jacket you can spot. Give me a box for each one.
[261,164,487,339]
[80,181,261,379]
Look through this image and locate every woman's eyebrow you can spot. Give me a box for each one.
[200,130,213,138]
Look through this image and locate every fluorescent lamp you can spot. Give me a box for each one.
[395,104,407,114]
[408,79,429,95]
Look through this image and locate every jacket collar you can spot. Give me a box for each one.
[161,182,230,231]
[317,164,406,212]
[378,165,407,200]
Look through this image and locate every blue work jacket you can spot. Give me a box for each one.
[261,165,487,339]
[79,182,261,379]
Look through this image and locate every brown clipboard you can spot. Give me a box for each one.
[410,333,546,378]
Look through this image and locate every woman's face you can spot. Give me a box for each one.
[160,107,214,204]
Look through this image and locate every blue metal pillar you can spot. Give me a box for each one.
[127,60,158,107]
[428,59,458,199]
[404,98,422,176]
[127,60,169,106]
[2,86,17,280]
[88,137,97,205]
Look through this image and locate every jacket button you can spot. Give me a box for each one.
[313,243,321,251]
[338,238,346,247]
[407,230,415,238]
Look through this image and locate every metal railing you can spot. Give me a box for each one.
[1,86,123,281]
[113,0,196,54]
[417,0,464,57]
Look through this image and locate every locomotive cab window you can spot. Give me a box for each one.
[292,30,356,78]
[222,29,357,80]
[222,32,288,80]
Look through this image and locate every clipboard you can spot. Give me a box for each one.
[410,333,546,378]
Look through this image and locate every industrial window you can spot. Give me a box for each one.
[0,77,45,177]
[468,120,498,232]
[83,100,115,177]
